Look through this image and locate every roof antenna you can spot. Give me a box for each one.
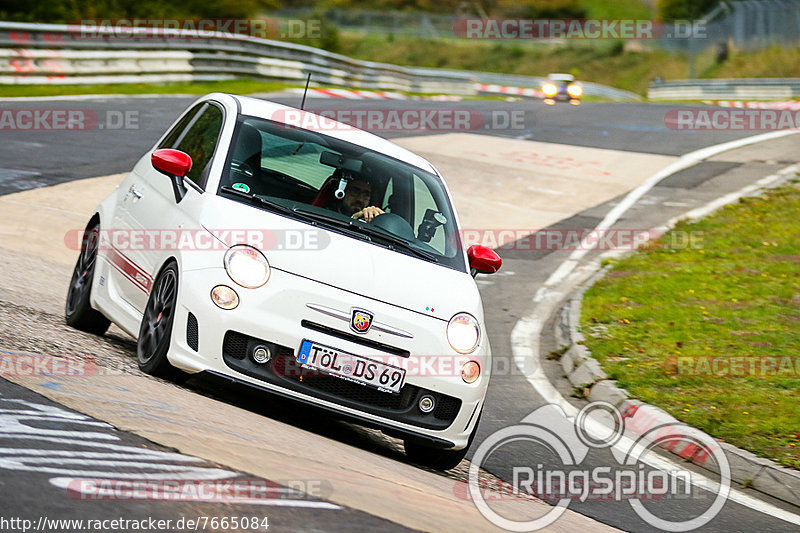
[300,72,311,110]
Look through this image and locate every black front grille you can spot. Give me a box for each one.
[186,312,199,352]
[275,355,418,410]
[301,320,410,357]
[222,331,250,360]
[220,330,461,430]
[434,396,462,420]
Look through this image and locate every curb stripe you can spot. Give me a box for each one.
[510,128,800,524]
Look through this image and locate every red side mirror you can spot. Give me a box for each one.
[467,245,502,275]
[152,149,192,178]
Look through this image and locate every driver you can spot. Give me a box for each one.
[338,178,384,222]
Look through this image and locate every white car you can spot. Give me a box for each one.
[65,93,502,470]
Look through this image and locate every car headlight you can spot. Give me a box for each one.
[447,313,480,354]
[224,245,270,288]
[542,83,558,96]
[567,84,582,97]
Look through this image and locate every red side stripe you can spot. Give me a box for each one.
[107,248,152,293]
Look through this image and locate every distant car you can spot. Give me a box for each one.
[542,73,582,101]
[65,93,502,470]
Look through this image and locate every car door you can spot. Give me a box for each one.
[109,102,224,312]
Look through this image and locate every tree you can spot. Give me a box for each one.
[0,0,281,23]
[658,0,720,20]
[495,0,587,18]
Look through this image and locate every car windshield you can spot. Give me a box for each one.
[218,115,466,272]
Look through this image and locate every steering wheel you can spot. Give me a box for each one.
[370,213,417,242]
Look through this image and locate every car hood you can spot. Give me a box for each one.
[199,196,481,322]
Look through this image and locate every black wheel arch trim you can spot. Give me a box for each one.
[151,256,180,293]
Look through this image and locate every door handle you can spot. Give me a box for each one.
[128,185,143,200]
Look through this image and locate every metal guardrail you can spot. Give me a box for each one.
[570,80,642,101]
[0,21,474,93]
[648,78,800,100]
[424,69,641,101]
[0,21,641,101]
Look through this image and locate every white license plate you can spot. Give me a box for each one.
[296,339,405,394]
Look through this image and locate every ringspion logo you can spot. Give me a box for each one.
[469,402,730,531]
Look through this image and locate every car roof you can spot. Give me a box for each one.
[547,73,575,82]
[226,93,439,175]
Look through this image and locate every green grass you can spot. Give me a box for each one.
[337,33,689,94]
[582,0,654,19]
[338,32,800,95]
[0,79,293,98]
[581,182,800,469]
[707,46,800,79]
[0,77,519,100]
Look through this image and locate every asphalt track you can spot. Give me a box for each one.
[0,95,763,196]
[0,378,411,533]
[0,93,798,532]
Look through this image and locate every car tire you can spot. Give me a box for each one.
[137,261,185,380]
[65,221,111,335]
[404,412,482,471]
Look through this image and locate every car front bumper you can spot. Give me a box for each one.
[167,266,490,449]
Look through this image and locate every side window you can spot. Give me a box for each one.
[158,104,203,150]
[174,104,224,187]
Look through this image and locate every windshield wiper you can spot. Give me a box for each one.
[230,200,438,263]
[361,228,439,263]
[220,186,293,214]
[292,208,439,263]
[290,207,374,242]
[222,189,373,243]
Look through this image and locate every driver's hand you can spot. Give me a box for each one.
[352,206,384,223]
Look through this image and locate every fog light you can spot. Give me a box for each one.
[461,361,481,383]
[211,285,239,310]
[252,345,272,364]
[418,394,436,413]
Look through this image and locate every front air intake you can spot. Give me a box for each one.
[186,312,199,352]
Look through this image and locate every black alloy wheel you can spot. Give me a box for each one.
[137,261,184,379]
[65,222,111,335]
